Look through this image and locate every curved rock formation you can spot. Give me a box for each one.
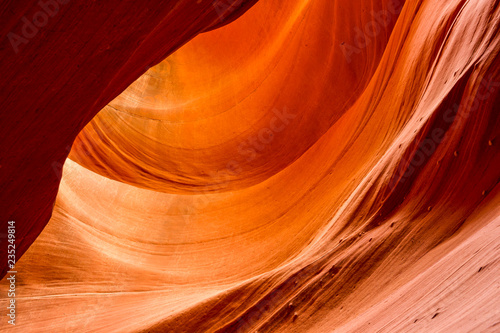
[1,0,500,332]
[0,0,257,278]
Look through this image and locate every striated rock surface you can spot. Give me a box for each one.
[1,0,500,332]
[0,0,257,278]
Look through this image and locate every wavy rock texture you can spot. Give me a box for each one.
[1,0,500,332]
[0,0,257,278]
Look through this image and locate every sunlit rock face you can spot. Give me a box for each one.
[69,0,399,194]
[1,0,500,332]
[0,0,257,278]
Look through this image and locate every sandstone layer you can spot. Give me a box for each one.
[1,0,499,332]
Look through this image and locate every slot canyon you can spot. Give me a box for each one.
[0,0,499,332]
